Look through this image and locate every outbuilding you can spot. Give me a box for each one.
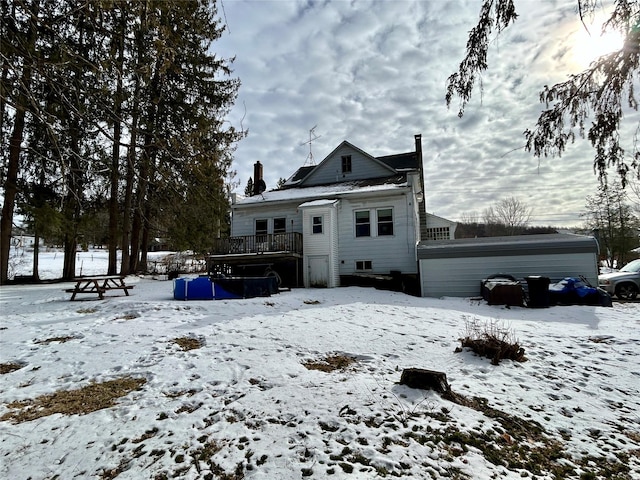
[418,234,599,298]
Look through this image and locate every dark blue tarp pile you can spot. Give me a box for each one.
[173,276,278,300]
[548,277,611,306]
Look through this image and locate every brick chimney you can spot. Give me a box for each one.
[414,134,428,240]
[414,134,422,165]
[253,161,266,195]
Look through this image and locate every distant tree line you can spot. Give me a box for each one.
[456,192,640,268]
[455,222,558,239]
[1,0,243,283]
[456,196,557,238]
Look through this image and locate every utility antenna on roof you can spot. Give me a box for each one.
[300,125,321,166]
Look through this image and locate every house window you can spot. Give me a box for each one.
[341,155,352,173]
[255,219,268,235]
[356,260,372,270]
[274,217,286,234]
[377,208,394,236]
[424,227,450,241]
[355,210,370,237]
[312,215,323,234]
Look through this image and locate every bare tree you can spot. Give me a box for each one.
[483,196,532,236]
[460,211,480,225]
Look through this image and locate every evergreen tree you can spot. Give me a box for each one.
[583,181,640,268]
[245,177,254,197]
[1,0,243,281]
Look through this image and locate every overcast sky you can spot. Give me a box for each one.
[215,0,638,227]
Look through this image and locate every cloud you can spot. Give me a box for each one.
[216,0,639,226]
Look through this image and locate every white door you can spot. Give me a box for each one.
[308,255,329,287]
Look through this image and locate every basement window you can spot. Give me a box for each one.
[355,260,372,271]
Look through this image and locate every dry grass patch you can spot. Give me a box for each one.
[33,335,79,345]
[303,354,356,373]
[0,362,25,374]
[173,337,204,351]
[0,376,146,423]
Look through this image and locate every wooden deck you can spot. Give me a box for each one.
[210,232,303,257]
[208,233,303,286]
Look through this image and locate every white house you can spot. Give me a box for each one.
[208,134,456,292]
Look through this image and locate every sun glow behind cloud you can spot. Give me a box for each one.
[571,17,625,68]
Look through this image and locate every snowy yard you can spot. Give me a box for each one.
[0,252,639,479]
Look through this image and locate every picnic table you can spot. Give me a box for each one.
[66,275,134,300]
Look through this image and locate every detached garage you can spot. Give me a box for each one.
[418,234,599,298]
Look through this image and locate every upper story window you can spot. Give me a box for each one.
[255,219,268,235]
[377,208,394,236]
[274,217,286,234]
[341,155,352,174]
[312,215,323,234]
[355,210,370,237]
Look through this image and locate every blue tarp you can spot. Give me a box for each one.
[173,276,278,300]
[549,277,611,306]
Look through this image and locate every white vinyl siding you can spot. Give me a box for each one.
[301,201,340,288]
[338,194,418,276]
[302,145,393,185]
[231,204,302,237]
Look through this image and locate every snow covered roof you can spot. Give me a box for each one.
[234,174,411,208]
[298,199,339,208]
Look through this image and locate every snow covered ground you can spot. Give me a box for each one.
[1,251,639,479]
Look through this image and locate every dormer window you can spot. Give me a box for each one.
[341,155,352,173]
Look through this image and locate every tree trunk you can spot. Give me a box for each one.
[107,8,126,275]
[63,233,77,279]
[32,231,40,281]
[0,1,38,284]
[120,131,136,275]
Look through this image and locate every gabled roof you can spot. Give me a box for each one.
[286,166,315,185]
[284,140,417,187]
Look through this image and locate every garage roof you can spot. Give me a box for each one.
[417,234,598,259]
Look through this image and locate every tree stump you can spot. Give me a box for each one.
[399,368,450,393]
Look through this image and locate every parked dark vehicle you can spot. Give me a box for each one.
[598,259,640,300]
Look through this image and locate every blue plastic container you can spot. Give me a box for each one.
[173,277,215,300]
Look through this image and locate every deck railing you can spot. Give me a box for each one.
[211,232,303,256]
